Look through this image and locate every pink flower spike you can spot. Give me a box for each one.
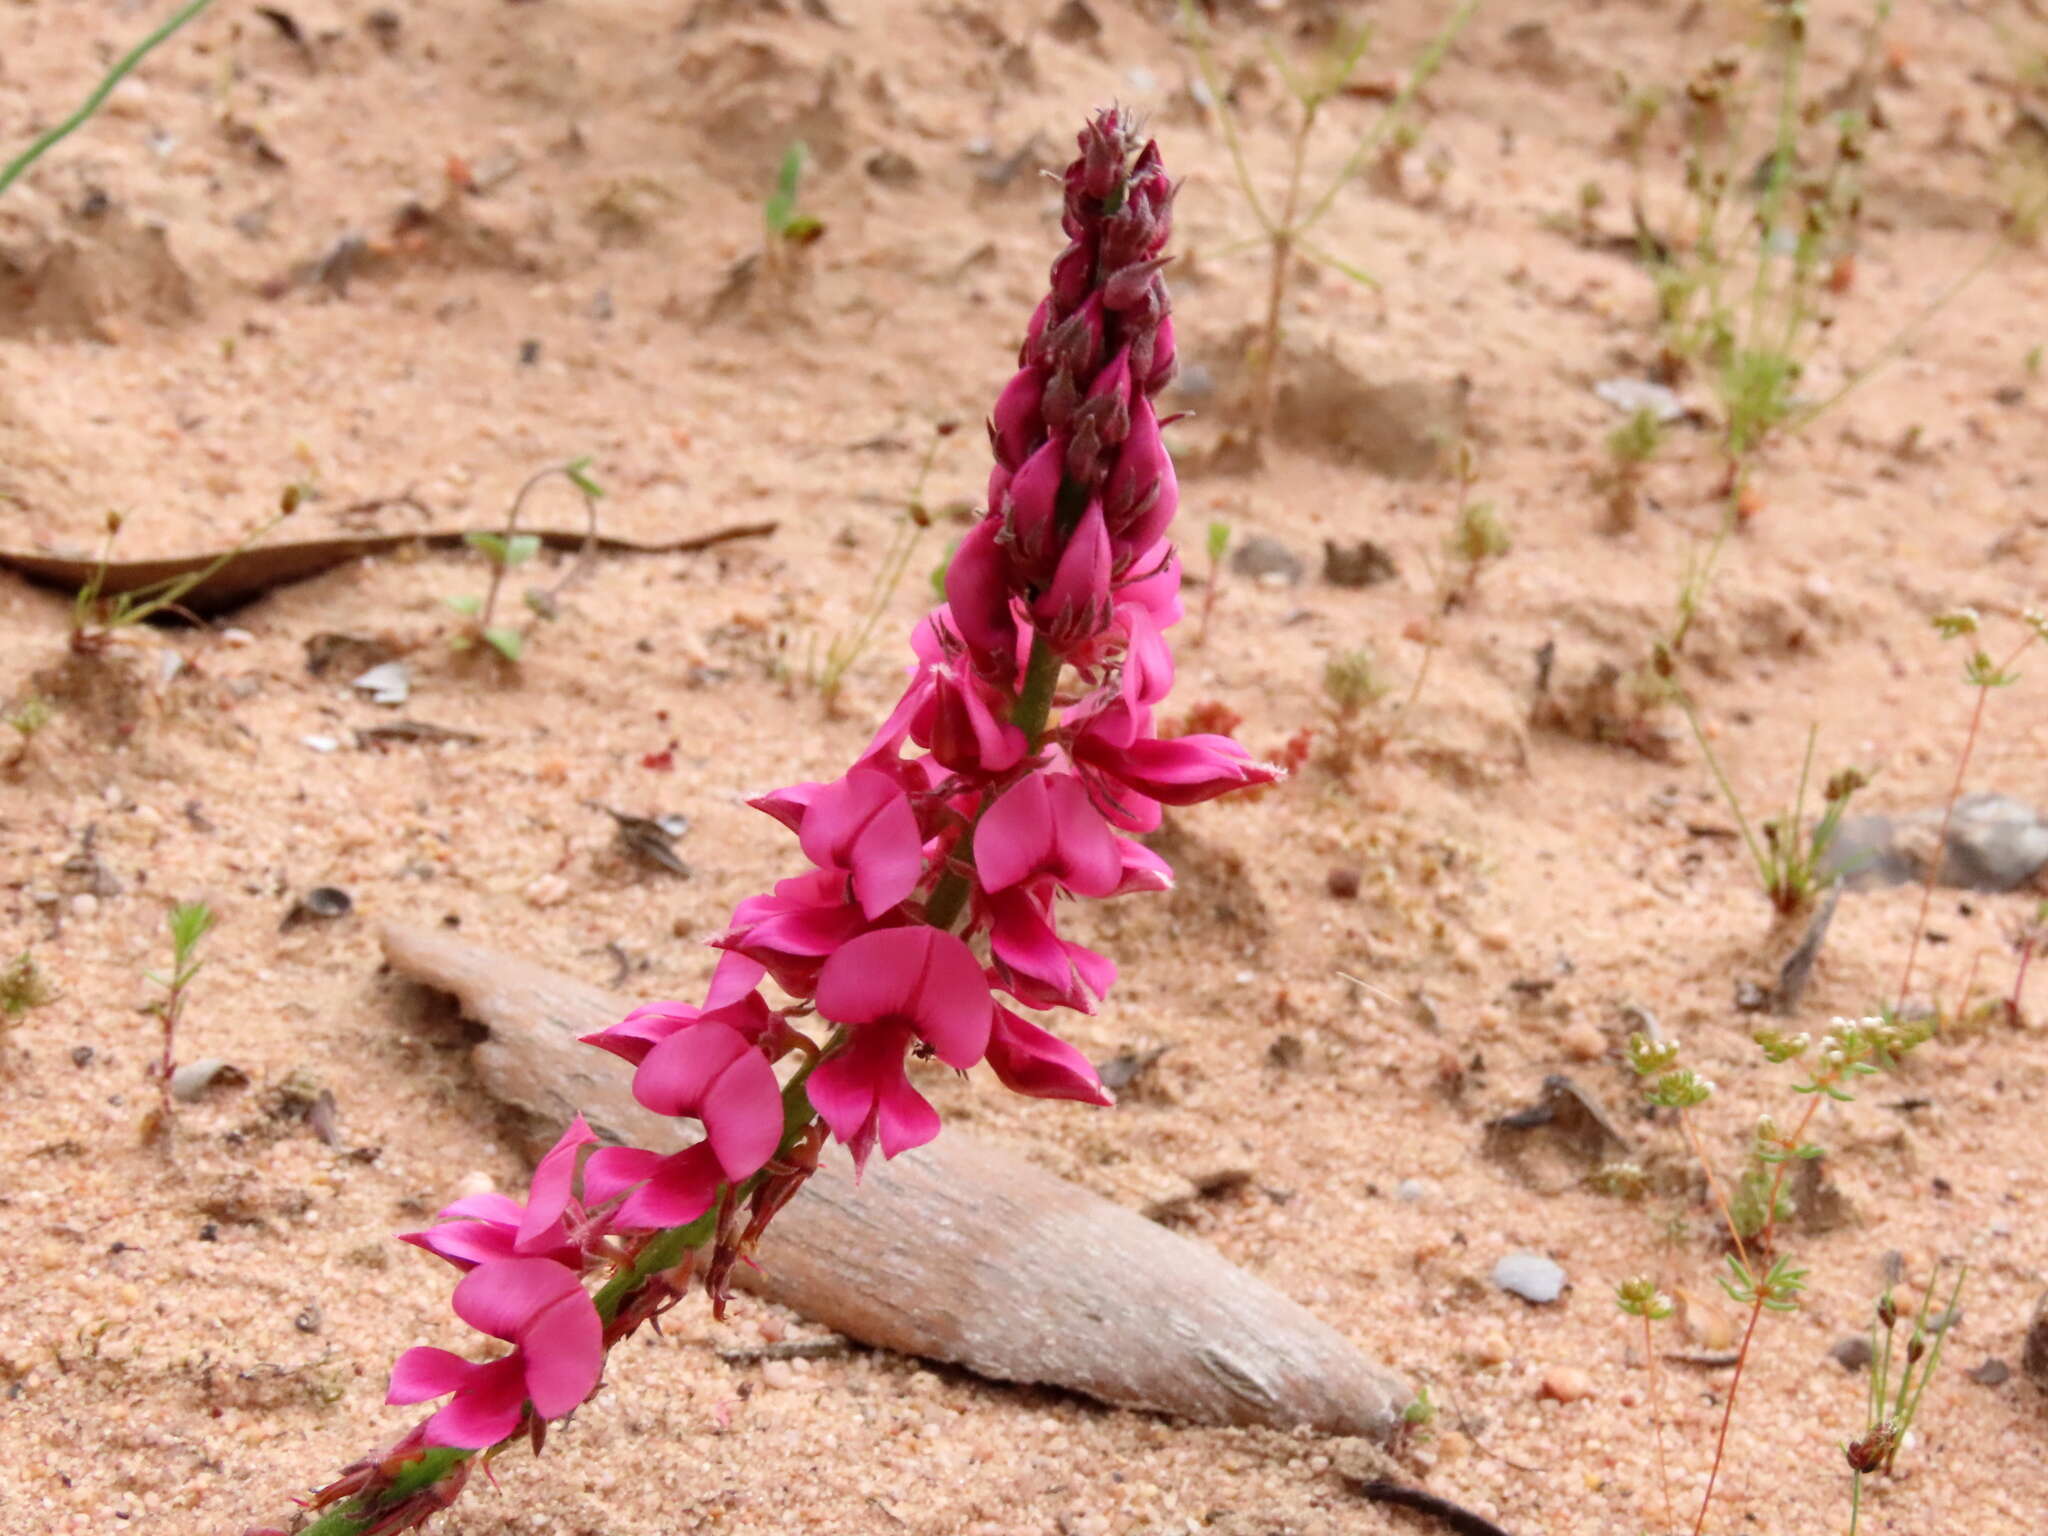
[804,1021,940,1173]
[815,927,993,1069]
[796,768,924,921]
[976,771,1122,898]
[630,1020,784,1182]
[986,1007,1115,1106]
[914,662,1027,776]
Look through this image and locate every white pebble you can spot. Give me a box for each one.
[70,893,99,920]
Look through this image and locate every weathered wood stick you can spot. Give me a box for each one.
[380,922,1408,1439]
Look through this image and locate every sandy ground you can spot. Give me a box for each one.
[3,1,2047,1533]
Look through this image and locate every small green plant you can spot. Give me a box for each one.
[4,695,53,770]
[1845,1262,1965,1535]
[1196,518,1231,646]
[1181,0,1476,459]
[71,491,298,654]
[812,423,956,709]
[1672,702,1868,920]
[1,950,58,1067]
[449,459,603,664]
[1622,1012,1934,1536]
[763,142,825,250]
[146,901,216,1135]
[1320,646,1390,769]
[1601,406,1664,533]
[1400,1382,1436,1430]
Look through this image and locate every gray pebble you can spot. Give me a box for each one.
[1395,1178,1434,1203]
[1492,1251,1566,1303]
[1230,534,1304,584]
[1829,1335,1874,1372]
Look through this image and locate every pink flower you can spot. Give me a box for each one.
[1079,725,1278,808]
[944,518,1023,680]
[984,881,1116,1013]
[984,1007,1114,1106]
[808,928,993,1169]
[388,1258,603,1448]
[996,438,1065,583]
[794,767,925,920]
[1030,501,1114,647]
[582,1019,785,1228]
[976,770,1121,897]
[911,660,1027,776]
[581,990,773,1068]
[1103,396,1177,559]
[990,365,1047,470]
[717,868,878,995]
[401,1118,598,1273]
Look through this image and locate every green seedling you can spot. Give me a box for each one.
[764,143,825,249]
[1321,646,1390,769]
[449,458,604,664]
[145,901,215,1135]
[1181,0,1476,458]
[1601,406,1664,533]
[1,950,58,1069]
[812,422,956,709]
[5,695,53,770]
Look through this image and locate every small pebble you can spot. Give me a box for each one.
[454,1171,496,1202]
[1229,534,1304,584]
[524,873,571,909]
[70,893,99,920]
[1326,867,1361,899]
[760,1360,797,1390]
[1829,1335,1874,1372]
[1395,1178,1434,1203]
[219,628,255,648]
[1559,1019,1606,1061]
[1493,1251,1567,1304]
[302,735,340,753]
[1538,1366,1594,1403]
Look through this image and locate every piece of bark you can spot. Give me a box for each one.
[379,922,1409,1438]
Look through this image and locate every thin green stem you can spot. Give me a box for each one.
[0,0,217,201]
[1672,685,1773,909]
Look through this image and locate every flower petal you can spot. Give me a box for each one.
[518,1288,603,1420]
[387,1346,487,1406]
[517,1115,595,1252]
[422,1357,529,1449]
[985,1007,1115,1106]
[451,1257,586,1344]
[702,1048,787,1183]
[632,1019,752,1119]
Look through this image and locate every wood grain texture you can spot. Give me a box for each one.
[380,922,1409,1439]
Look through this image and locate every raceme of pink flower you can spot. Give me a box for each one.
[387,1257,603,1448]
[331,115,1288,1511]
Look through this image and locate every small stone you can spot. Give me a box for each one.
[302,735,340,753]
[1492,1251,1567,1304]
[1538,1366,1594,1403]
[71,1046,94,1068]
[524,873,571,909]
[864,149,919,187]
[350,661,411,707]
[69,893,99,920]
[1559,1019,1606,1061]
[170,1059,249,1102]
[1326,867,1361,899]
[454,1171,496,1202]
[1395,1178,1434,1203]
[219,628,256,648]
[1829,1335,1874,1373]
[760,1359,798,1390]
[1593,377,1688,423]
[1321,538,1399,589]
[2023,1293,2048,1387]
[1966,1357,2010,1387]
[1229,534,1304,584]
[1470,1331,1511,1366]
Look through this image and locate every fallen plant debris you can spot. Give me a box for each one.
[0,522,778,619]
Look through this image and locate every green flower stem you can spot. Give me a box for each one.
[293,1056,831,1535]
[0,0,216,201]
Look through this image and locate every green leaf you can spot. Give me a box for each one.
[167,901,215,969]
[482,626,525,662]
[1299,240,1381,290]
[1206,519,1232,564]
[502,533,541,568]
[564,457,605,499]
[464,531,509,564]
[765,142,807,235]
[445,593,483,616]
